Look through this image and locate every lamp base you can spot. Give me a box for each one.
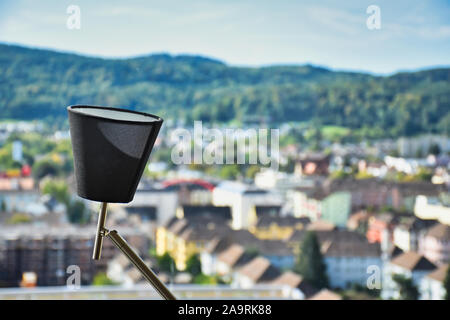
[92,203,176,300]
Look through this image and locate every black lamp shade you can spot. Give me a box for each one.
[67,105,163,203]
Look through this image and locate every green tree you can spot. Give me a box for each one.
[157,252,176,274]
[32,158,60,179]
[92,272,118,286]
[66,200,89,224]
[428,144,441,156]
[294,231,329,289]
[42,179,70,204]
[392,274,419,300]
[193,273,217,285]
[186,254,202,277]
[444,265,450,300]
[7,213,31,224]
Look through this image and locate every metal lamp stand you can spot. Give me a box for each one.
[92,202,176,300]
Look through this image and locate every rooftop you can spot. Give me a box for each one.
[426,264,449,283]
[390,251,436,271]
[237,257,281,283]
[425,223,450,240]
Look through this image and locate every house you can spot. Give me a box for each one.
[254,168,316,192]
[249,214,309,240]
[233,256,281,288]
[128,182,178,226]
[295,153,330,176]
[0,177,39,212]
[212,181,283,229]
[419,223,450,266]
[155,210,233,270]
[393,217,437,252]
[382,251,437,300]
[420,264,449,300]
[347,210,374,234]
[199,229,258,276]
[308,289,342,300]
[248,240,296,270]
[321,231,382,289]
[291,187,351,227]
[216,244,255,280]
[270,271,318,300]
[322,178,443,212]
[366,213,406,245]
[287,229,382,289]
[176,205,232,221]
[124,206,157,222]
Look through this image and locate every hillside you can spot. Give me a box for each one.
[0,43,449,137]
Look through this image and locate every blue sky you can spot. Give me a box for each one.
[0,0,449,74]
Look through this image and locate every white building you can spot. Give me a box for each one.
[254,169,315,191]
[128,184,178,226]
[414,195,450,226]
[382,251,437,300]
[420,264,449,300]
[212,181,283,229]
[398,135,450,158]
[232,256,281,288]
[322,231,382,289]
[393,217,437,252]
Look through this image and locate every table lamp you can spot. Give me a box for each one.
[68,105,176,300]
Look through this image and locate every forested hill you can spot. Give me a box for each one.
[0,43,449,137]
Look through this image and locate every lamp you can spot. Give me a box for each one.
[68,105,176,300]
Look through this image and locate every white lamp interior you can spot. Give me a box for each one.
[73,107,158,122]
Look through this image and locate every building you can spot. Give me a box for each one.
[366,213,403,245]
[199,230,258,276]
[0,177,39,212]
[287,229,382,288]
[420,264,449,300]
[0,224,149,287]
[212,181,283,229]
[347,210,374,234]
[254,168,316,192]
[414,195,450,226]
[156,208,233,270]
[215,244,255,280]
[419,223,450,266]
[128,183,178,226]
[393,217,437,252]
[233,256,281,288]
[321,178,444,212]
[397,135,450,158]
[290,188,351,227]
[249,240,296,270]
[382,251,437,300]
[248,214,309,240]
[321,231,382,289]
[270,271,318,300]
[295,153,330,176]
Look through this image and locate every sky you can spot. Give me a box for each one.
[0,0,449,74]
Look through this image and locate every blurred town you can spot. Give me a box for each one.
[0,119,449,300]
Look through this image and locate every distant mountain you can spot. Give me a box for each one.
[0,43,449,137]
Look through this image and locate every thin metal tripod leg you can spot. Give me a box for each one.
[93,202,108,260]
[107,229,177,300]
